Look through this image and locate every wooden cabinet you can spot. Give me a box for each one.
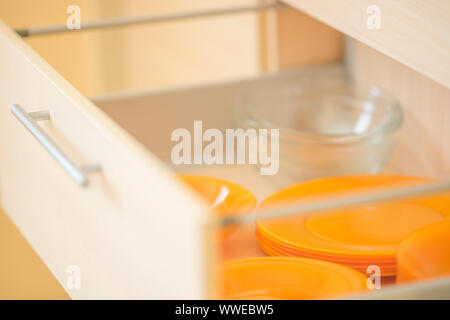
[0,0,448,299]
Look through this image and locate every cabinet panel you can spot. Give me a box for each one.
[0,20,211,299]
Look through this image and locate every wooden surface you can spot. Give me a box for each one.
[275,6,343,69]
[0,0,262,96]
[1,0,345,95]
[258,4,344,72]
[98,0,261,94]
[282,0,450,89]
[352,41,450,179]
[0,208,69,299]
[0,20,212,299]
[0,0,107,96]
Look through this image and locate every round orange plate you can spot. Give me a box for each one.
[219,257,367,299]
[179,175,257,238]
[256,175,450,267]
[397,220,450,283]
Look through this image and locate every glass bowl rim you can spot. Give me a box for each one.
[237,83,403,144]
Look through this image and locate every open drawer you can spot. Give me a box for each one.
[0,20,213,299]
[1,1,449,300]
[0,15,342,299]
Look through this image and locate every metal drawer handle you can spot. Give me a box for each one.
[11,104,100,187]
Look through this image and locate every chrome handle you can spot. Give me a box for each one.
[11,104,100,187]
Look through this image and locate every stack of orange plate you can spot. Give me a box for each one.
[256,175,450,277]
[179,175,257,239]
[218,257,367,299]
[397,220,450,283]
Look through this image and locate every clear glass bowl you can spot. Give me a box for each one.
[234,79,403,187]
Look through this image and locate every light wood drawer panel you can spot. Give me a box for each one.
[0,20,210,299]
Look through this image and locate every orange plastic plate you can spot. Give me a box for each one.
[219,257,367,299]
[256,175,450,274]
[397,220,450,283]
[179,175,257,238]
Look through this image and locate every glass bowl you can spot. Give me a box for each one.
[234,79,403,186]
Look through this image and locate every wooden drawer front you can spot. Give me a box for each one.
[0,21,210,299]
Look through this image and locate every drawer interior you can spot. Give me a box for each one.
[93,65,349,201]
[93,63,444,199]
[2,1,449,299]
[93,63,450,292]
